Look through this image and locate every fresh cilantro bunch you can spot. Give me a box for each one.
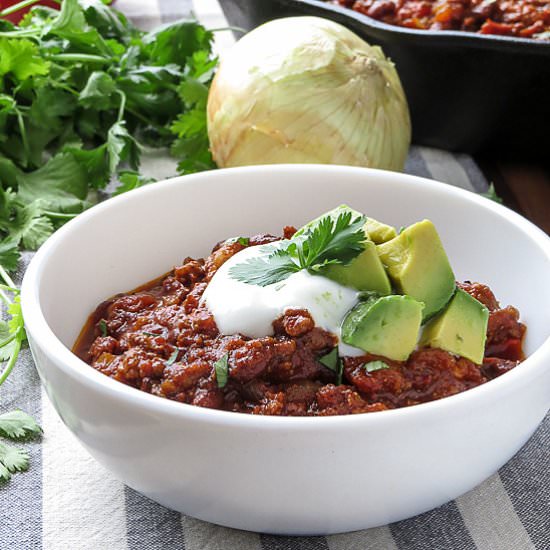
[0,0,217,269]
[229,210,367,286]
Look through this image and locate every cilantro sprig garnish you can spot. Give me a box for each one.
[481,183,504,204]
[229,210,366,287]
[0,0,218,269]
[319,348,344,386]
[214,352,229,388]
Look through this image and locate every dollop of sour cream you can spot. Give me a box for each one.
[201,245,364,356]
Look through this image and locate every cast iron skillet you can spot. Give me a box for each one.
[219,0,550,160]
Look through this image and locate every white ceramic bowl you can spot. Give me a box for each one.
[21,165,550,535]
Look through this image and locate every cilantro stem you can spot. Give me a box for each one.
[0,284,19,294]
[0,333,22,387]
[50,78,153,127]
[0,267,17,310]
[51,81,78,96]
[0,265,15,290]
[14,109,30,167]
[0,0,49,17]
[42,210,77,220]
[49,54,111,64]
[116,90,127,123]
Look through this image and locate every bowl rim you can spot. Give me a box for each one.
[278,0,550,53]
[21,164,550,429]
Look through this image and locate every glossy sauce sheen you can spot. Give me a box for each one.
[74,231,526,416]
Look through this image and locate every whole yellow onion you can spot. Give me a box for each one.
[207,16,411,171]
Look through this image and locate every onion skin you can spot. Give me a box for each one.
[207,16,411,171]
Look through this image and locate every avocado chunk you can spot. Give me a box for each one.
[420,288,489,364]
[377,220,455,321]
[364,217,397,244]
[323,240,392,294]
[342,295,424,361]
[296,205,392,294]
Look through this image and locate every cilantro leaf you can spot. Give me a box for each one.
[230,211,367,286]
[0,320,18,361]
[298,210,367,269]
[79,71,117,110]
[107,121,140,174]
[364,360,390,373]
[7,294,25,340]
[0,266,26,387]
[0,238,20,271]
[143,21,213,67]
[319,347,339,371]
[16,152,90,213]
[187,49,218,80]
[178,77,209,106]
[165,348,179,366]
[46,0,111,56]
[172,133,216,174]
[28,87,76,126]
[0,38,50,81]
[0,410,42,439]
[481,183,503,204]
[168,37,216,174]
[0,189,44,256]
[63,144,110,190]
[81,0,135,43]
[171,107,207,137]
[170,81,215,174]
[230,247,300,287]
[0,157,19,187]
[225,236,249,246]
[0,440,29,481]
[319,348,344,385]
[214,353,229,388]
[113,171,155,196]
[0,199,54,250]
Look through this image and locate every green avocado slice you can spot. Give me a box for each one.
[364,217,397,244]
[419,288,489,364]
[377,220,455,321]
[322,240,392,294]
[342,294,424,361]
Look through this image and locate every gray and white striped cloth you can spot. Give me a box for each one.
[1,1,549,549]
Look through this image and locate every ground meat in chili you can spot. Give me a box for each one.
[74,230,526,416]
[333,0,550,38]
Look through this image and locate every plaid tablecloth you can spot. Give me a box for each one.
[1,1,549,549]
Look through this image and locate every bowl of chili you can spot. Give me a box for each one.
[21,165,550,534]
